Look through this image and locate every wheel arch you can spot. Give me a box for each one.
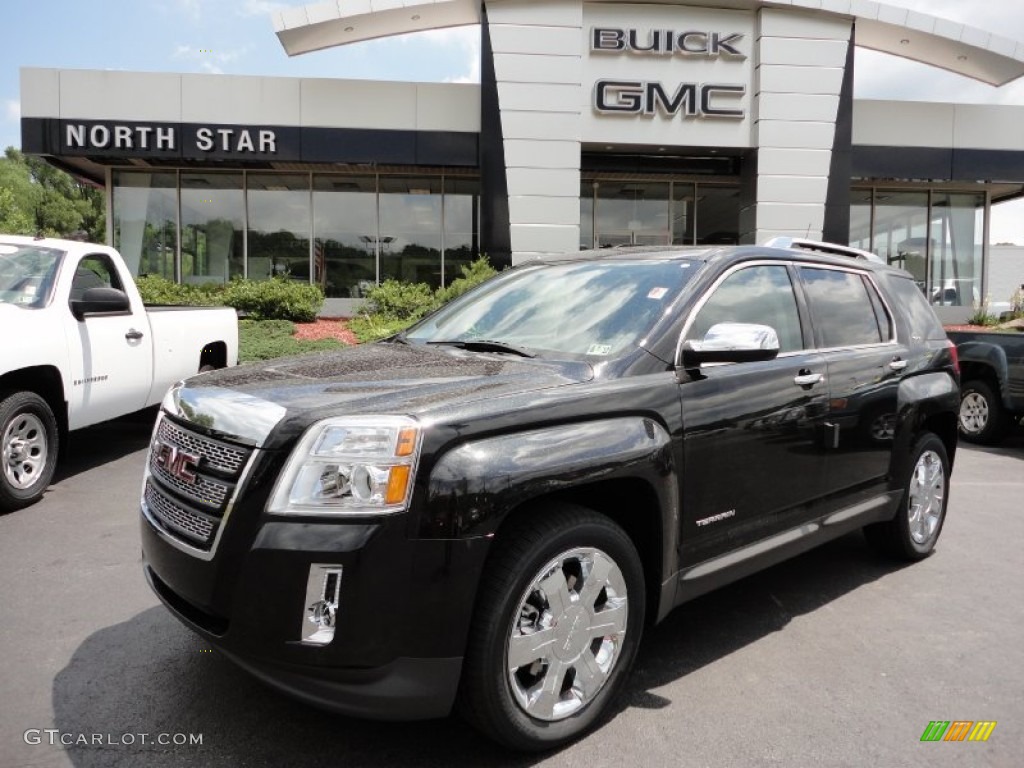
[492,479,666,627]
[199,341,228,370]
[0,367,68,448]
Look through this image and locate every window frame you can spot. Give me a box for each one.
[676,259,812,366]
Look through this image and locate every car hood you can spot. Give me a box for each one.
[163,341,593,447]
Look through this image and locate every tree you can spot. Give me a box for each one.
[0,147,105,240]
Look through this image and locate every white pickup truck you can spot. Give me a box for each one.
[0,235,238,511]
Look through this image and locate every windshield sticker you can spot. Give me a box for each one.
[647,287,668,300]
[587,343,613,356]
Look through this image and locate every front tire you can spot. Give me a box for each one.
[0,391,59,513]
[864,433,949,560]
[958,379,1007,445]
[458,504,645,751]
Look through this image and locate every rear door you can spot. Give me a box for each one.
[678,262,830,567]
[795,265,908,496]
[63,252,153,429]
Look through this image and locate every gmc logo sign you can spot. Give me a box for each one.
[153,441,200,484]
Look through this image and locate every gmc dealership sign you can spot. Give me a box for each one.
[590,26,747,119]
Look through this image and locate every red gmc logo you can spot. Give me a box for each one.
[153,441,200,484]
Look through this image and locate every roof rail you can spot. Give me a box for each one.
[764,237,884,264]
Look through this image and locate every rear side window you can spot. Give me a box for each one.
[882,273,946,340]
[799,267,888,348]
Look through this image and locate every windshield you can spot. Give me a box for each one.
[0,243,64,309]
[405,258,701,358]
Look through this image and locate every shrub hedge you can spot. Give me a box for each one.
[136,275,324,322]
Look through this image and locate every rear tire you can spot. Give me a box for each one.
[0,391,59,513]
[864,432,949,561]
[958,379,1007,445]
[458,504,645,751]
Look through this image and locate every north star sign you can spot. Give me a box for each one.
[590,26,747,119]
[64,123,279,153]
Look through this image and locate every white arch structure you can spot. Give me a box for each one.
[273,0,1024,86]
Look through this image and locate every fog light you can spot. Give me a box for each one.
[302,565,342,645]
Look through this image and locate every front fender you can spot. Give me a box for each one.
[422,417,676,540]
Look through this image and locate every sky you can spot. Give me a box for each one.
[2,0,1024,240]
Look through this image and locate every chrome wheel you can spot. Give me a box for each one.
[908,449,945,545]
[507,547,628,722]
[959,392,989,435]
[869,413,896,442]
[3,412,47,490]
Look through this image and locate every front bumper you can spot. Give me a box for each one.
[140,503,491,720]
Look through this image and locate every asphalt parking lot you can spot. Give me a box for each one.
[1,414,1021,768]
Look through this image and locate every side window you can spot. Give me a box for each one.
[70,254,123,301]
[689,265,804,353]
[799,267,885,348]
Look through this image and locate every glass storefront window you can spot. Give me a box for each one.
[443,177,480,286]
[180,173,244,284]
[594,181,670,247]
[672,182,696,246]
[695,185,740,245]
[871,191,929,284]
[580,182,595,250]
[247,174,311,282]
[112,171,177,280]
[312,175,378,299]
[848,189,873,253]
[930,193,984,308]
[379,176,443,290]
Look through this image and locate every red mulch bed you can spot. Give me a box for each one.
[293,318,357,345]
[944,325,990,332]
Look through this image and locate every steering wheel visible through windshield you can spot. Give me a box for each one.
[0,243,64,308]
[404,258,700,359]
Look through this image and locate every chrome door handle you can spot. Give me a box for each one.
[889,359,908,372]
[125,329,144,341]
[794,372,824,388]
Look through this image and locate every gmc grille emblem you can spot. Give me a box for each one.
[154,441,200,484]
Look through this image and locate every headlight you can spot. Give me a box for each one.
[267,415,422,516]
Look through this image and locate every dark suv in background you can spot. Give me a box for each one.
[140,241,959,750]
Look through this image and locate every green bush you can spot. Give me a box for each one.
[222,277,324,322]
[353,257,499,342]
[136,275,218,306]
[238,319,343,362]
[361,279,437,321]
[136,275,324,322]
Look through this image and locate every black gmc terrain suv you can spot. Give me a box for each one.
[141,242,959,750]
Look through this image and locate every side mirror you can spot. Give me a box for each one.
[71,286,131,321]
[681,323,780,367]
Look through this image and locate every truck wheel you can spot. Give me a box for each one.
[458,504,645,751]
[0,391,59,513]
[864,433,949,561]
[958,379,1007,445]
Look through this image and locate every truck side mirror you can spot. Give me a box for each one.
[681,323,781,367]
[70,286,131,321]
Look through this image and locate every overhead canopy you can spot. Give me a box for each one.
[272,0,1024,87]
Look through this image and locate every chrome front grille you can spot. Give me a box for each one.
[156,418,249,475]
[144,415,255,556]
[145,480,217,549]
[150,456,231,510]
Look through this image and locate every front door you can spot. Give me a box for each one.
[63,252,153,429]
[678,263,830,568]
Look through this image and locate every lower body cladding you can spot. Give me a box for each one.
[140,511,492,720]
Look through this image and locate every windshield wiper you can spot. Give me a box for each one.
[426,339,537,358]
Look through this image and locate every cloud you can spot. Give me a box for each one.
[410,26,481,84]
[4,100,19,122]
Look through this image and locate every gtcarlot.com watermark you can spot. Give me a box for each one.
[24,729,203,747]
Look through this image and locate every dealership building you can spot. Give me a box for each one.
[19,0,1024,319]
